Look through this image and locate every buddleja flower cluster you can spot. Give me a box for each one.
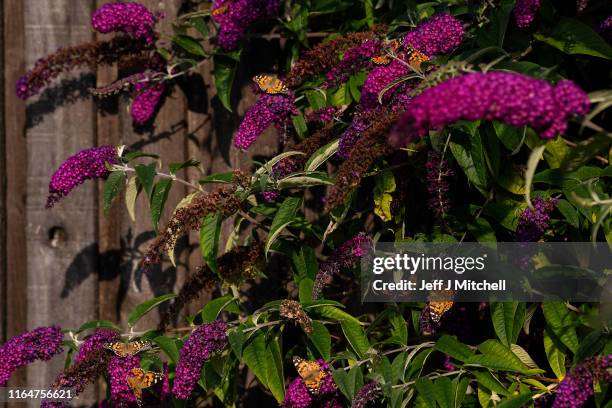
[552,355,611,408]
[323,39,381,88]
[516,197,558,242]
[212,0,281,50]
[352,381,383,408]
[360,13,465,109]
[234,92,298,150]
[425,151,453,219]
[108,355,140,406]
[312,233,371,299]
[282,360,343,408]
[0,326,63,386]
[173,320,228,399]
[91,1,159,44]
[46,145,118,208]
[390,72,590,146]
[513,0,541,28]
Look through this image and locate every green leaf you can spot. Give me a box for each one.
[332,366,363,401]
[304,139,339,171]
[125,176,139,222]
[534,17,612,60]
[467,217,497,243]
[277,173,334,189]
[557,199,580,229]
[490,302,525,346]
[471,369,511,396]
[242,331,268,388]
[103,171,126,213]
[265,334,285,402]
[199,171,236,184]
[135,163,156,199]
[128,293,177,327]
[305,90,326,110]
[449,132,488,195]
[298,278,314,303]
[435,335,474,362]
[542,302,579,353]
[415,378,437,408]
[150,179,173,232]
[433,377,455,408]
[466,340,529,373]
[525,145,546,210]
[494,121,524,152]
[291,114,308,138]
[153,336,180,363]
[228,326,246,358]
[200,212,223,273]
[167,192,199,266]
[475,0,513,47]
[76,320,121,334]
[201,295,238,323]
[340,319,370,359]
[389,311,408,346]
[561,133,612,171]
[373,169,396,222]
[510,344,539,369]
[169,159,200,174]
[309,321,331,360]
[316,305,363,327]
[496,393,534,408]
[190,16,208,38]
[265,197,302,255]
[173,35,207,56]
[213,54,239,111]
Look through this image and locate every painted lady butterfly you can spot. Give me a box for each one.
[126,368,163,407]
[293,356,326,395]
[103,340,152,357]
[253,74,289,95]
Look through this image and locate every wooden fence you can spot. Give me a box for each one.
[0,0,283,405]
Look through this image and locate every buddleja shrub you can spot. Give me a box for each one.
[5,0,612,407]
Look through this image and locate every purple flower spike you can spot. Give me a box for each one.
[513,0,541,29]
[130,81,166,125]
[552,355,612,408]
[212,0,281,50]
[516,197,558,242]
[75,329,119,363]
[324,40,381,88]
[352,380,382,408]
[234,93,298,150]
[313,233,371,299]
[173,320,228,400]
[282,378,312,408]
[390,72,590,146]
[0,326,63,386]
[360,13,464,109]
[91,2,158,44]
[108,355,140,406]
[47,145,119,208]
[403,13,465,57]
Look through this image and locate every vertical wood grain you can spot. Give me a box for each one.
[3,0,27,395]
[23,1,97,404]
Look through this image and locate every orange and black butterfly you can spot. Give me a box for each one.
[253,74,289,95]
[371,39,402,65]
[293,356,326,395]
[405,46,429,71]
[419,290,454,336]
[126,368,163,407]
[212,4,228,15]
[103,340,151,357]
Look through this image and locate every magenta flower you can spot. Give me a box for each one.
[338,111,376,159]
[234,92,298,150]
[516,197,558,242]
[0,326,63,386]
[173,320,228,400]
[261,190,281,202]
[130,80,166,125]
[282,360,342,408]
[600,16,612,41]
[352,381,382,408]
[91,2,158,44]
[390,72,590,146]
[552,355,611,408]
[47,145,119,208]
[306,107,339,124]
[513,0,541,28]
[360,13,464,109]
[312,233,371,299]
[108,355,140,406]
[212,0,281,50]
[75,329,119,363]
[324,40,381,88]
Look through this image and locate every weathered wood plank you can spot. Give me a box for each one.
[3,0,28,398]
[23,1,98,404]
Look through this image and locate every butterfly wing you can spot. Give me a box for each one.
[127,368,162,407]
[253,74,288,95]
[104,342,128,357]
[127,340,151,356]
[406,47,429,71]
[293,357,325,395]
